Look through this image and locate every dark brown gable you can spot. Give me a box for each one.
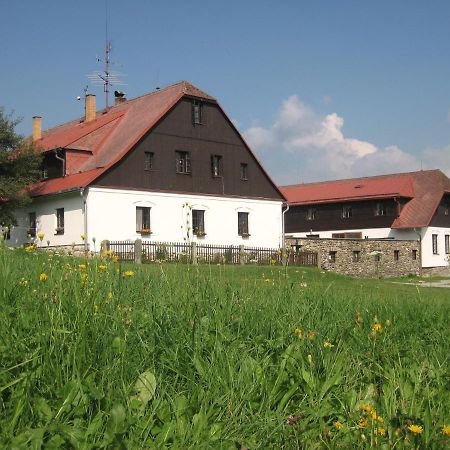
[430,193,450,227]
[93,98,283,200]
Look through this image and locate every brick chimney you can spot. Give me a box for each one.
[85,94,96,123]
[32,116,42,141]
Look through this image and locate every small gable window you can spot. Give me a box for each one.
[176,151,191,174]
[192,101,203,125]
[375,202,387,216]
[144,152,154,171]
[240,163,248,181]
[306,208,317,221]
[341,205,352,219]
[211,155,223,177]
[56,208,64,234]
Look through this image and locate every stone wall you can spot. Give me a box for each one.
[286,237,421,278]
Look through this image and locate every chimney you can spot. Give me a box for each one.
[85,94,96,123]
[32,116,42,141]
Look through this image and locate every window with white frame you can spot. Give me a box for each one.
[136,207,151,233]
[56,208,64,234]
[28,212,37,237]
[211,155,223,177]
[238,212,249,236]
[306,208,317,221]
[192,209,205,236]
[445,235,449,254]
[341,205,352,219]
[375,202,387,216]
[432,234,438,254]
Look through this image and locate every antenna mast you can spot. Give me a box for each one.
[86,0,125,109]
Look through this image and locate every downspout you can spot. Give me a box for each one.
[81,188,88,252]
[281,203,290,249]
[413,227,423,276]
[54,149,66,177]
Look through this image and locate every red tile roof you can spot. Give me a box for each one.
[281,170,450,229]
[32,80,283,199]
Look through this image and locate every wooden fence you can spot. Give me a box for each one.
[106,240,317,267]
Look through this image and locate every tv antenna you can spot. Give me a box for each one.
[86,0,125,109]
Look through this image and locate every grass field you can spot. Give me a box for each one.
[1,246,449,449]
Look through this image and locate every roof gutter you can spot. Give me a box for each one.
[54,148,66,177]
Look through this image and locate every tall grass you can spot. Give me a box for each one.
[0,247,449,449]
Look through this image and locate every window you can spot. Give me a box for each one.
[192,209,205,236]
[136,207,151,233]
[306,208,317,221]
[328,251,337,263]
[238,212,249,236]
[432,234,438,254]
[192,101,203,125]
[342,205,352,219]
[445,203,449,216]
[176,151,191,174]
[445,235,449,254]
[41,168,48,180]
[352,250,361,262]
[375,202,387,216]
[144,152,154,171]
[412,249,418,260]
[56,208,64,234]
[28,212,36,237]
[211,155,223,177]
[394,250,400,261]
[240,163,248,180]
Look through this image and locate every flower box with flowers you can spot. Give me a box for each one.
[240,232,251,238]
[140,228,152,235]
[194,230,207,237]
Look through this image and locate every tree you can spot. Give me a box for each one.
[0,108,42,228]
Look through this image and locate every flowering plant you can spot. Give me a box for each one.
[140,228,152,234]
[194,230,206,237]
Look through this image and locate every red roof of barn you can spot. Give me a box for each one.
[280,170,450,229]
[30,81,283,199]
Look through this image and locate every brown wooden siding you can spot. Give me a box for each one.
[430,193,450,227]
[93,99,283,200]
[285,199,399,233]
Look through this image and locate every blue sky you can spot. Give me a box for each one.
[2,1,450,183]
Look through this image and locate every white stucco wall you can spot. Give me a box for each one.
[421,226,450,268]
[6,192,85,248]
[86,187,283,248]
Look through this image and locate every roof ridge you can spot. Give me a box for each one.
[280,169,444,189]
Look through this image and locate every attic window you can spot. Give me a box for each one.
[192,101,203,125]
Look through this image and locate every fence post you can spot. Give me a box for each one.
[101,240,110,254]
[239,244,245,265]
[191,241,197,265]
[135,239,142,264]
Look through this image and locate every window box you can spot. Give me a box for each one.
[194,230,207,237]
[139,228,152,235]
[240,232,251,238]
[55,227,64,235]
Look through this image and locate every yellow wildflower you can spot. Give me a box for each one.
[20,278,29,287]
[407,424,423,434]
[360,404,373,414]
[359,418,369,428]
[80,273,88,283]
[375,427,386,436]
[93,304,99,314]
[323,340,334,348]
[78,264,87,270]
[98,264,107,271]
[80,234,87,240]
[442,425,450,436]
[37,232,45,241]
[371,411,383,423]
[373,323,382,333]
[385,319,392,327]
[334,421,343,430]
[39,273,48,282]
[294,328,302,337]
[107,292,113,300]
[307,330,317,340]
[122,270,134,278]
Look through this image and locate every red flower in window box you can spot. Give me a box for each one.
[194,230,206,237]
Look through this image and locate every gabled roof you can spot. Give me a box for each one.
[280,170,450,229]
[29,81,283,200]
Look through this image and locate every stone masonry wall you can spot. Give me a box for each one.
[286,237,421,278]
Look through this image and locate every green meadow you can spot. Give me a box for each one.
[1,247,449,449]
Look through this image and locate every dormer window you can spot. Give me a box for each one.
[375,202,387,216]
[306,208,317,221]
[341,205,352,219]
[192,101,203,125]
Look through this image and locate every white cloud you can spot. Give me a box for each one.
[243,95,447,184]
